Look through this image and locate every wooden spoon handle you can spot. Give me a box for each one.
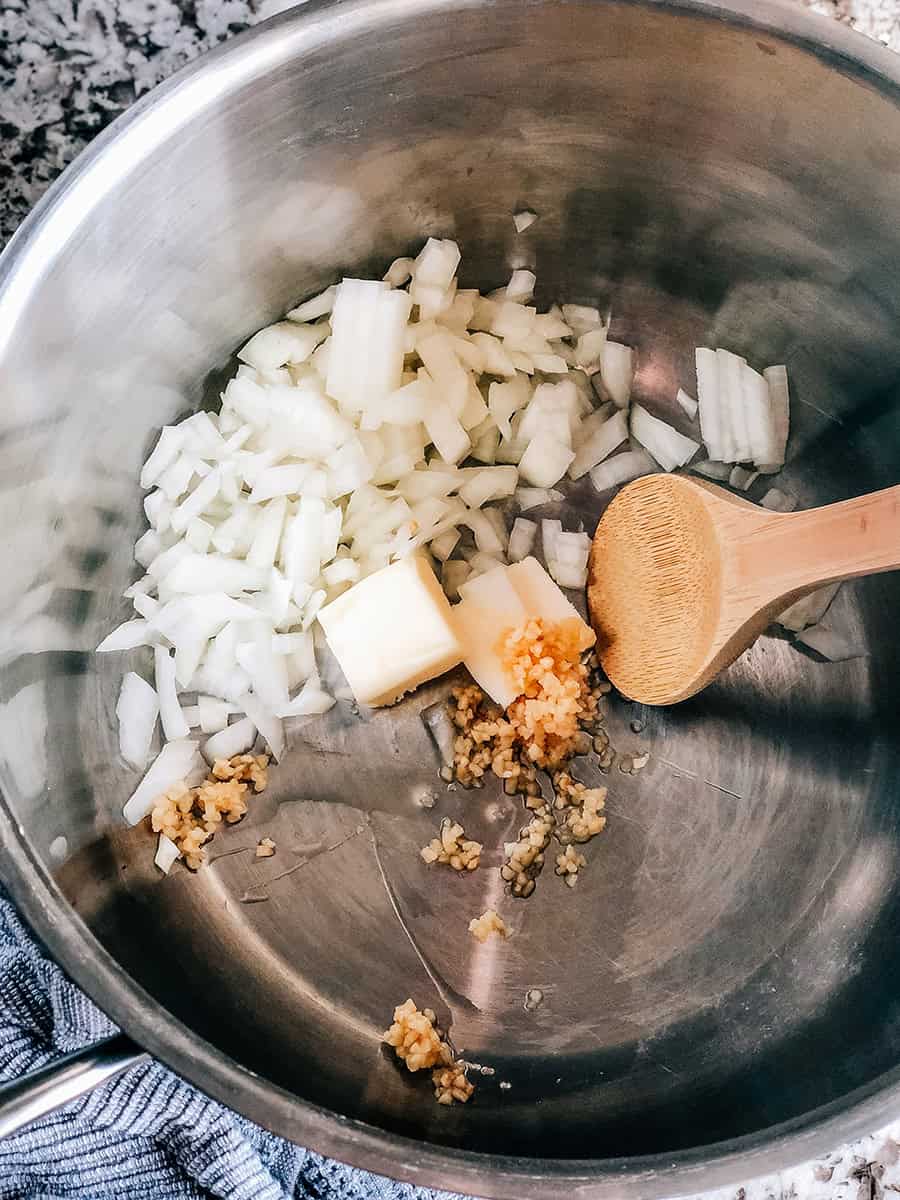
[736,484,900,604]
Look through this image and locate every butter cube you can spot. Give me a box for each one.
[453,558,595,707]
[317,556,463,706]
[454,567,527,707]
[507,557,595,652]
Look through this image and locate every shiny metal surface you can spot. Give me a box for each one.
[1,0,900,1194]
[0,1035,147,1138]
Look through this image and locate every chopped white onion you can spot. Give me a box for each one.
[630,404,699,471]
[676,388,698,420]
[154,833,182,874]
[237,691,285,761]
[441,559,471,601]
[796,622,866,662]
[202,716,258,764]
[589,448,657,493]
[515,487,563,511]
[97,619,154,653]
[508,518,537,562]
[778,583,841,633]
[691,459,732,482]
[518,434,575,488]
[729,465,759,491]
[286,285,336,323]
[762,365,790,472]
[599,342,634,408]
[155,646,190,741]
[695,348,723,463]
[513,210,538,233]
[568,408,629,480]
[760,487,798,513]
[123,739,203,826]
[116,672,159,771]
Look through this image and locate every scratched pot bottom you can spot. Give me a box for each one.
[60,560,898,1157]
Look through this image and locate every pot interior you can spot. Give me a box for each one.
[2,0,900,1170]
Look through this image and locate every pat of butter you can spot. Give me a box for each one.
[507,557,595,652]
[317,556,463,706]
[453,558,595,707]
[454,568,527,708]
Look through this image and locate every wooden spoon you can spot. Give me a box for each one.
[587,474,900,705]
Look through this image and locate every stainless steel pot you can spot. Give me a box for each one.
[2,0,900,1195]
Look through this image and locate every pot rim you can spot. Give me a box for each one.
[2,1,900,1194]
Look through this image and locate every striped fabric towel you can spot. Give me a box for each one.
[0,891,456,1200]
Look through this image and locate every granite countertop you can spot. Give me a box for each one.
[2,1,900,1197]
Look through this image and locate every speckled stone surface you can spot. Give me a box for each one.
[3,0,900,1196]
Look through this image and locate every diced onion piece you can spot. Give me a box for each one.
[141,426,185,490]
[417,332,469,417]
[488,376,530,439]
[691,459,732,481]
[548,561,588,590]
[796,622,866,662]
[413,238,461,290]
[599,342,634,408]
[286,284,336,323]
[541,518,562,564]
[123,739,202,825]
[154,834,181,874]
[202,716,257,764]
[506,270,536,303]
[97,619,154,653]
[561,304,602,337]
[247,464,311,504]
[742,364,777,467]
[185,517,213,554]
[197,694,232,735]
[471,423,500,464]
[238,321,323,372]
[168,552,269,597]
[276,674,336,718]
[466,551,507,576]
[568,409,629,480]
[458,466,518,509]
[237,691,285,761]
[518,434,575,488]
[155,646,190,741]
[236,622,290,710]
[778,583,841,633]
[554,531,591,569]
[630,404,699,471]
[247,496,287,569]
[695,348,723,463]
[515,487,563,511]
[135,530,163,568]
[383,257,415,287]
[430,528,461,561]
[761,365,790,472]
[470,333,517,378]
[676,388,698,420]
[423,391,471,464]
[729,465,759,491]
[760,487,797,513]
[116,672,159,770]
[574,328,607,374]
[441,559,471,601]
[463,509,506,556]
[513,211,538,233]
[716,349,750,462]
[589,448,657,493]
[508,517,537,562]
[327,279,411,415]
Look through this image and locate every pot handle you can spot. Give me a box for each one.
[0,1033,148,1137]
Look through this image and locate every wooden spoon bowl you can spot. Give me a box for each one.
[587,473,900,705]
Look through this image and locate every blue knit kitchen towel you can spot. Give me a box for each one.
[0,889,458,1200]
